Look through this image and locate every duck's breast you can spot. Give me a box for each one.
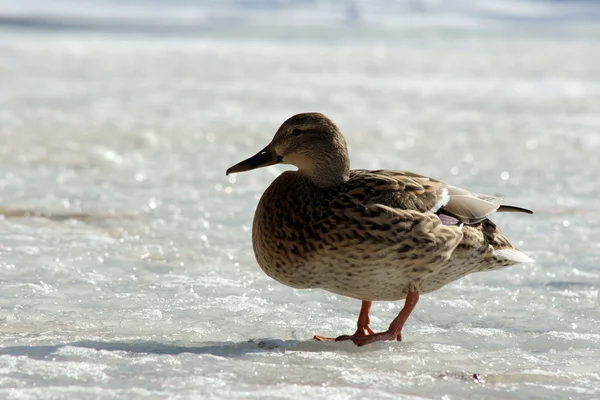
[252,172,323,288]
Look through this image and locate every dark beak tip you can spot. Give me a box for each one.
[226,145,276,177]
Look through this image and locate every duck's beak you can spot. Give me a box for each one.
[226,145,281,175]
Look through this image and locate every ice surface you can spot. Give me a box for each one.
[0,1,599,399]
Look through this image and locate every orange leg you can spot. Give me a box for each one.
[314,291,420,347]
[314,300,374,341]
[348,291,420,346]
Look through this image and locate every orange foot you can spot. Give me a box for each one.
[313,327,398,346]
[313,291,420,347]
[336,330,401,346]
[313,324,375,342]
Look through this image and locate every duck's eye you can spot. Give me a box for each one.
[291,128,302,136]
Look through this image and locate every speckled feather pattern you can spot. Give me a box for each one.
[252,170,524,301]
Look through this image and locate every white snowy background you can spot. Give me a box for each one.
[0,1,599,399]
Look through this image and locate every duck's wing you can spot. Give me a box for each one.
[342,170,533,225]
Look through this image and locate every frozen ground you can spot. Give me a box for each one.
[0,1,600,399]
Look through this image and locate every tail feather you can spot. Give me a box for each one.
[493,248,535,264]
[497,205,533,214]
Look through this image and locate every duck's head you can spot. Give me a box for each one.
[226,113,350,187]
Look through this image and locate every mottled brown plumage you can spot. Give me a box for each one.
[226,112,533,346]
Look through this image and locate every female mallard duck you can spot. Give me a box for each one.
[226,112,533,346]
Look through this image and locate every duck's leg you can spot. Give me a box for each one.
[313,300,375,341]
[342,291,420,347]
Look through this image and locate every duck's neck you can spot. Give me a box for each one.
[304,151,350,188]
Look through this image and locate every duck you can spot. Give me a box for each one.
[226,112,533,346]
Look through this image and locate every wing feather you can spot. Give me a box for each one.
[343,169,532,226]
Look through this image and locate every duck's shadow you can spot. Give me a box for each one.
[0,337,381,360]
